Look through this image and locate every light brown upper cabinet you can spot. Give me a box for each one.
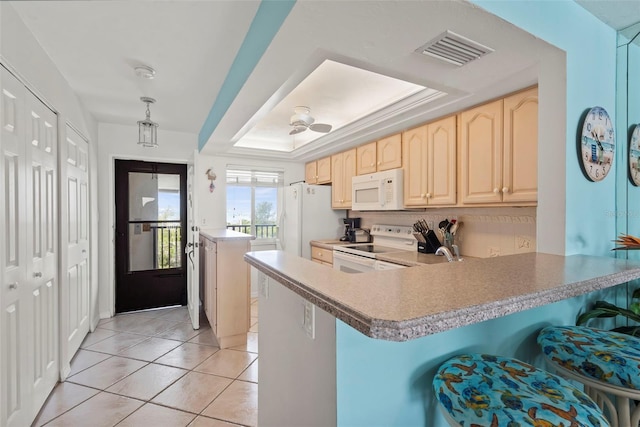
[403,116,457,207]
[332,148,357,209]
[459,87,538,205]
[502,87,538,203]
[305,156,331,184]
[356,134,402,175]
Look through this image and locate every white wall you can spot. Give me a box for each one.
[0,2,101,326]
[96,123,197,317]
[196,153,304,228]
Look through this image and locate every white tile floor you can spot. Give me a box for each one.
[33,300,259,427]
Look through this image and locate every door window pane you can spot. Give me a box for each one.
[128,172,182,271]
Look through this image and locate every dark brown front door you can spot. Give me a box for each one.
[115,160,187,313]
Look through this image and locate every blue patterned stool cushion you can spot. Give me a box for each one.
[433,353,609,426]
[538,325,640,390]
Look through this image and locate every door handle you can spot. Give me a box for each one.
[33,272,42,278]
[8,282,18,290]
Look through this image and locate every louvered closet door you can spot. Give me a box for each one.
[25,90,59,414]
[1,65,30,427]
[59,124,90,378]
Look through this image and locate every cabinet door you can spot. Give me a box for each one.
[305,161,317,184]
[205,239,217,333]
[459,99,503,204]
[216,240,249,339]
[377,133,402,171]
[342,149,357,208]
[331,153,344,208]
[356,141,377,175]
[428,116,457,205]
[503,87,538,203]
[316,156,332,184]
[402,125,428,207]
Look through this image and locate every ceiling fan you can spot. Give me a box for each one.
[289,106,333,135]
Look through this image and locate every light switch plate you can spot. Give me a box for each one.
[303,300,315,339]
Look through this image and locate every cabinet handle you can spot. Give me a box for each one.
[493,188,500,194]
[34,272,42,278]
[426,193,432,199]
[502,187,510,194]
[420,193,425,198]
[370,163,374,167]
[377,161,381,166]
[8,282,18,290]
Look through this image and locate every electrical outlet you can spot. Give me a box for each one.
[488,246,501,257]
[303,300,315,339]
[516,235,532,252]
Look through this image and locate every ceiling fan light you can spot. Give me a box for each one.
[289,125,307,135]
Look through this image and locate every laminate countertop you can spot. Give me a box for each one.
[244,250,640,341]
[200,228,255,241]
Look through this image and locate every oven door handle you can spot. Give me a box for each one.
[333,251,377,268]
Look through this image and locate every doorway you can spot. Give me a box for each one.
[115,160,187,313]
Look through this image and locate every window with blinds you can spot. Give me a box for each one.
[226,167,283,240]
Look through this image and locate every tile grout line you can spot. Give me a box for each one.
[41,306,258,427]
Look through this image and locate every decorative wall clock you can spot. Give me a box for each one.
[630,125,640,186]
[580,106,615,182]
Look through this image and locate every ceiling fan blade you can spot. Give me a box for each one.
[309,123,332,133]
[289,126,307,135]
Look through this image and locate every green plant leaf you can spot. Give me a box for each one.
[576,300,640,325]
[612,326,640,337]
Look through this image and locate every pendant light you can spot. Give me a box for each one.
[137,96,158,148]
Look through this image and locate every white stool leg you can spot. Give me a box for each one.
[631,401,640,427]
[617,396,631,426]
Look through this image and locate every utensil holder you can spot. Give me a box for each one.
[417,230,441,254]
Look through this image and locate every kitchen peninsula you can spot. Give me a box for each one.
[245,250,640,426]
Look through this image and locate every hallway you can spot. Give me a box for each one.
[33,301,259,426]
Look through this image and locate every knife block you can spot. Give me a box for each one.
[417,230,441,254]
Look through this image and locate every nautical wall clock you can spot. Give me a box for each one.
[580,106,615,182]
[630,125,640,186]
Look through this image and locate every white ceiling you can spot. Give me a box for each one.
[9,0,631,162]
[576,0,640,30]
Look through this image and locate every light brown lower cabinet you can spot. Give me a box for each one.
[311,244,334,266]
[201,236,250,348]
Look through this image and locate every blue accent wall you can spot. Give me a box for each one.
[198,0,296,150]
[336,2,620,425]
[336,287,622,426]
[471,1,617,256]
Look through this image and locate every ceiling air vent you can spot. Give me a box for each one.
[415,30,494,66]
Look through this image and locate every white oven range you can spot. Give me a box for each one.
[333,224,417,274]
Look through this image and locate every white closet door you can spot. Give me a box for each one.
[25,90,59,413]
[59,124,90,379]
[1,64,29,427]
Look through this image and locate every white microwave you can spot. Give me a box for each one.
[351,168,404,211]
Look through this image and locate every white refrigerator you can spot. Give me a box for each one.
[281,182,344,259]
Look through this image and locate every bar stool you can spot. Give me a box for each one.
[538,325,640,427]
[433,353,609,426]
